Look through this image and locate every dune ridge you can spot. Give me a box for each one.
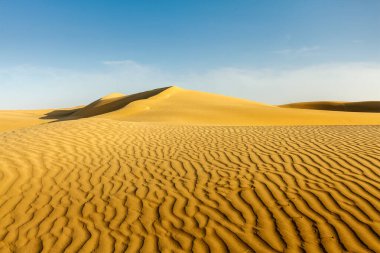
[0,119,379,252]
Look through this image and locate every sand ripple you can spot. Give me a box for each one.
[0,119,379,252]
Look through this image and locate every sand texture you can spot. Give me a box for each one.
[0,87,380,252]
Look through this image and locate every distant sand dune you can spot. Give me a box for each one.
[281,101,380,112]
[0,120,380,252]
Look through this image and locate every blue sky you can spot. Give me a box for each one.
[0,0,379,108]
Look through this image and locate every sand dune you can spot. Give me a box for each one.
[69,86,380,125]
[104,87,380,125]
[281,101,380,112]
[0,87,380,252]
[1,87,380,132]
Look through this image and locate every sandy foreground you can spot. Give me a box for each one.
[0,87,380,252]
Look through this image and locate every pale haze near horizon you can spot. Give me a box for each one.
[0,1,379,109]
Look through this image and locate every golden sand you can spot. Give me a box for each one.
[0,87,379,252]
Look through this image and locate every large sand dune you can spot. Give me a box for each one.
[2,86,380,132]
[0,87,380,252]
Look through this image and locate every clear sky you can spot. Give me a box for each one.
[0,0,379,108]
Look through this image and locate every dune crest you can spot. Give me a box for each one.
[101,92,126,100]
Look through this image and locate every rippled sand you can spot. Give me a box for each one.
[0,120,379,252]
[0,87,380,252]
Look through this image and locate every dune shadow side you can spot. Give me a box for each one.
[40,86,171,122]
[40,108,81,121]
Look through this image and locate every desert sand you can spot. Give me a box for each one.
[0,87,379,252]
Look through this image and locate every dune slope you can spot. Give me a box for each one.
[89,87,380,125]
[0,119,379,252]
[67,87,170,119]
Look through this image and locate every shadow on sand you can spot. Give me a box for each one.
[40,86,171,122]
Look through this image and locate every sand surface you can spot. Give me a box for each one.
[0,87,380,252]
[0,110,53,132]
